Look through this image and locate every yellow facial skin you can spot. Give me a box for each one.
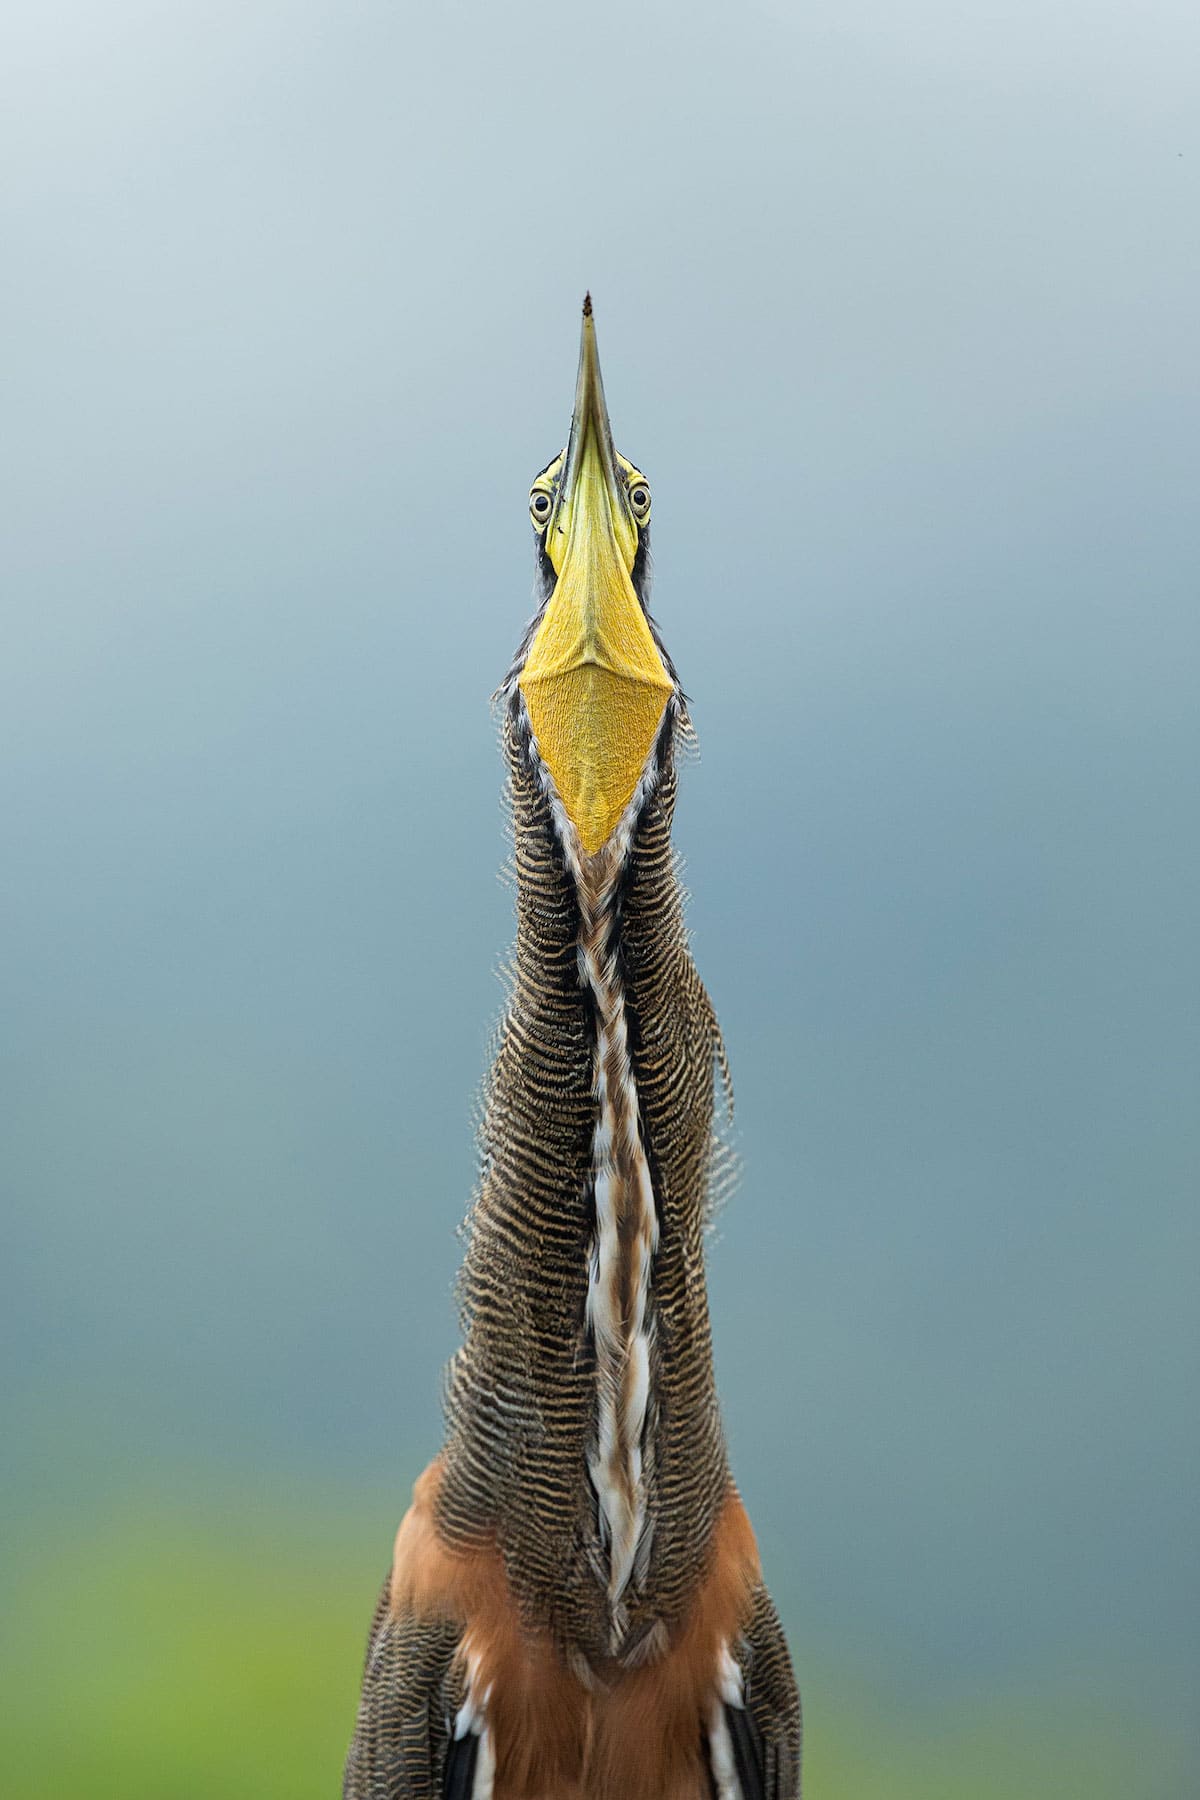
[519,307,672,856]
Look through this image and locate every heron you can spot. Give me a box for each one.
[344,297,801,1799]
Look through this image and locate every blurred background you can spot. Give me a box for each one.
[2,1,1197,1793]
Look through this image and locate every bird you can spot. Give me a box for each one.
[344,296,801,1800]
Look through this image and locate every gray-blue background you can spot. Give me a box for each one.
[3,1,1197,1791]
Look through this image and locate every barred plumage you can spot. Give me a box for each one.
[345,298,800,1799]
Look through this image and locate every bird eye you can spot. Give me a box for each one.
[628,482,651,521]
[530,489,553,524]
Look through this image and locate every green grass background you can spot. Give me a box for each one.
[1,1489,1188,1799]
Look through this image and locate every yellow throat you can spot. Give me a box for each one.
[519,301,672,856]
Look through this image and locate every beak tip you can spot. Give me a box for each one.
[582,291,593,318]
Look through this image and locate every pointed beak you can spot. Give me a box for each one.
[546,295,633,561]
[519,297,672,857]
[546,295,638,573]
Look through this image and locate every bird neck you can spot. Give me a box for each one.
[437,702,731,1663]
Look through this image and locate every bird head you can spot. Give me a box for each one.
[517,296,674,857]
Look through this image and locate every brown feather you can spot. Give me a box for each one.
[389,1457,761,1800]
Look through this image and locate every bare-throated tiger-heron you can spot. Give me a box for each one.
[344,297,801,1800]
